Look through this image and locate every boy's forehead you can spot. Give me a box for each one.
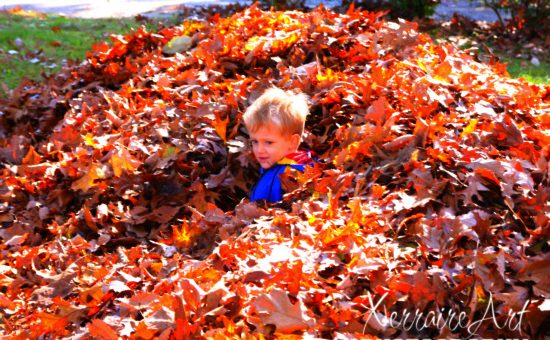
[249,124,286,137]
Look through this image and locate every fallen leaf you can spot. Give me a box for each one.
[253,288,312,333]
[88,319,118,340]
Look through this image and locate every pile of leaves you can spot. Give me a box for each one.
[1,4,549,338]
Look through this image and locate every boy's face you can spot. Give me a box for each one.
[249,125,300,169]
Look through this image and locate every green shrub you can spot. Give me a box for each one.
[481,0,549,37]
[342,0,439,19]
[257,0,308,10]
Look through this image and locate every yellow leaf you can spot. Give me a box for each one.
[162,144,179,158]
[461,119,478,139]
[84,134,97,148]
[173,220,196,248]
[417,59,428,72]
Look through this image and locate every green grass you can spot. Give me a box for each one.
[0,11,174,96]
[501,56,550,84]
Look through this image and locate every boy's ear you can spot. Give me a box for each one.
[290,133,301,150]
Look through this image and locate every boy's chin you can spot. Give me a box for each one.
[258,161,274,169]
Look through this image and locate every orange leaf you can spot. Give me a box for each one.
[371,63,388,87]
[213,114,229,142]
[88,319,118,340]
[82,205,99,232]
[105,62,120,75]
[371,183,386,199]
[180,279,204,313]
[84,134,96,148]
[22,145,42,165]
[0,293,15,309]
[173,220,196,248]
[134,321,157,340]
[35,312,69,336]
[316,68,340,88]
[433,61,452,81]
[71,163,104,192]
[110,148,142,177]
[173,294,199,338]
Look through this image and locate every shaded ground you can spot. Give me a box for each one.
[433,0,508,22]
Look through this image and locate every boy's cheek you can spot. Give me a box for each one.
[251,147,260,157]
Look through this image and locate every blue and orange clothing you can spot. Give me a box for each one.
[250,151,315,203]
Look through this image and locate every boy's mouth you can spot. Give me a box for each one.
[257,157,272,166]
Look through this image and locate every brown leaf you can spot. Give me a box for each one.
[517,257,550,296]
[146,205,180,224]
[253,288,312,333]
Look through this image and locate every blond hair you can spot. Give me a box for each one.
[243,87,309,136]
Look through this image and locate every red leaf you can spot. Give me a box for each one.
[365,96,391,125]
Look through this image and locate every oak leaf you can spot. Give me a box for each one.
[253,288,312,333]
[110,147,142,177]
[88,319,118,340]
[71,163,105,192]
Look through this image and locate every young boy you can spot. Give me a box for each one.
[243,86,314,203]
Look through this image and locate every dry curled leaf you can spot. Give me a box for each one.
[253,288,312,333]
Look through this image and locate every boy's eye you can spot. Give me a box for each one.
[266,141,274,145]
[250,140,258,145]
